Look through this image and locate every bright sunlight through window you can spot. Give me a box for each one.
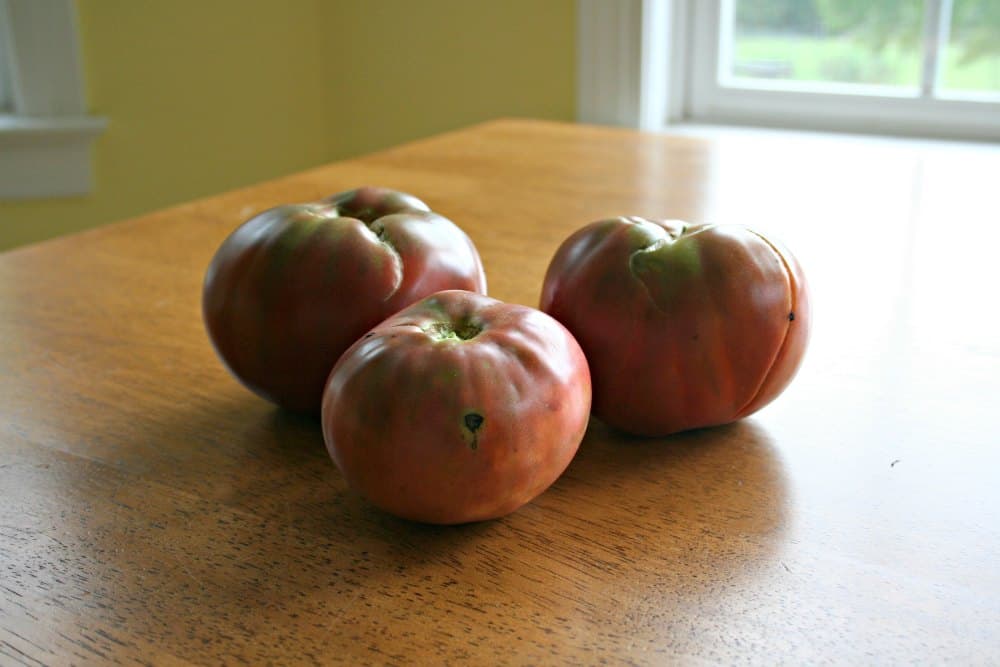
[722,0,1000,101]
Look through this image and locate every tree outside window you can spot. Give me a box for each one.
[728,0,1000,98]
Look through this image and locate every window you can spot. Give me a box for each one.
[0,0,106,199]
[577,0,1000,141]
[690,0,1000,137]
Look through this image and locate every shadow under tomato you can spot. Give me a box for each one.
[518,416,792,597]
[54,389,792,659]
[549,417,790,542]
[144,394,790,565]
[117,390,494,551]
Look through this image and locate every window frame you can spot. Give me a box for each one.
[577,0,1000,141]
[0,14,11,111]
[0,0,106,199]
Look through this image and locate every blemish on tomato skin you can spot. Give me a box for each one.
[464,413,484,431]
[463,412,484,450]
[788,311,796,321]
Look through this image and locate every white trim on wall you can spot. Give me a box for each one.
[0,0,107,199]
[577,0,686,130]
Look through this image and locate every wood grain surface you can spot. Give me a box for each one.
[2,119,999,665]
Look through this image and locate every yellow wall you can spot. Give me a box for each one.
[0,0,576,252]
[0,1,330,251]
[320,1,577,158]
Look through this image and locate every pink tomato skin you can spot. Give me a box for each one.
[321,290,592,525]
[540,217,809,437]
[203,187,487,413]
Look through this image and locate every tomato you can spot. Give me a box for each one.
[540,218,809,437]
[321,290,591,524]
[203,187,487,413]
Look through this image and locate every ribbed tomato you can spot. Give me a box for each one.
[203,187,487,413]
[540,217,809,437]
[321,290,591,524]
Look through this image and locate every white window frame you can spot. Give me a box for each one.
[578,0,1000,142]
[0,19,11,112]
[0,0,106,199]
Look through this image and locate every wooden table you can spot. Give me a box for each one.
[2,119,998,664]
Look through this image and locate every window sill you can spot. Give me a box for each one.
[660,121,1000,153]
[0,113,107,199]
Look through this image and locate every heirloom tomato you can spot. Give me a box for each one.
[540,218,809,437]
[321,290,591,524]
[203,187,486,413]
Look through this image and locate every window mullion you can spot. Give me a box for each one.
[716,0,735,86]
[921,0,951,98]
[0,2,12,111]
[0,50,9,112]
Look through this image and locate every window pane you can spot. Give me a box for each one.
[938,0,1000,99]
[725,0,925,92]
